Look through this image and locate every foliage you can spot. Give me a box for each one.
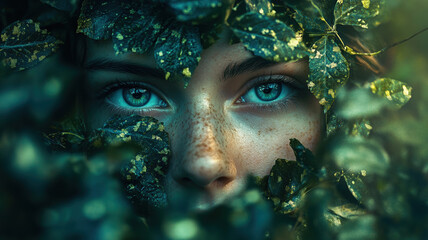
[0,19,61,70]
[1,0,428,240]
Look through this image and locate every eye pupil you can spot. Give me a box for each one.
[123,87,150,107]
[130,88,144,99]
[255,83,281,101]
[263,88,272,94]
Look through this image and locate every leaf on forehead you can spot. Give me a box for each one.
[334,0,385,29]
[368,78,412,108]
[286,0,335,30]
[167,0,232,25]
[91,115,171,212]
[0,19,61,71]
[200,23,223,48]
[112,4,166,55]
[229,12,308,62]
[294,9,328,34]
[154,24,202,85]
[308,35,349,112]
[77,0,139,40]
[40,0,78,12]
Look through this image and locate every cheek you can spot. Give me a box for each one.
[232,107,322,177]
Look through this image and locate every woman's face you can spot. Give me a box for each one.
[84,34,322,210]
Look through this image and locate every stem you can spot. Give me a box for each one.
[61,132,85,140]
[343,27,428,56]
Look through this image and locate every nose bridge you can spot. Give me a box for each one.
[187,97,225,158]
[172,95,235,187]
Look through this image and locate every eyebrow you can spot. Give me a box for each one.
[222,56,279,81]
[84,58,164,78]
[85,56,291,81]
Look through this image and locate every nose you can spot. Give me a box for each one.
[170,98,237,189]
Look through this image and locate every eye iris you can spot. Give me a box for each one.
[255,83,281,101]
[123,87,150,107]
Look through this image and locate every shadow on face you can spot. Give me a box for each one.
[83,34,322,210]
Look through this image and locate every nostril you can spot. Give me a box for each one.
[216,176,233,186]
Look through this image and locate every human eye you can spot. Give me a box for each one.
[100,81,168,113]
[235,75,303,109]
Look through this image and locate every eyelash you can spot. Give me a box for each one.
[97,80,150,99]
[235,74,303,111]
[98,74,303,113]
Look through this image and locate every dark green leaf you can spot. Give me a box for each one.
[245,0,273,16]
[334,0,385,29]
[91,115,171,212]
[229,12,308,62]
[337,215,377,240]
[290,138,320,173]
[308,35,349,111]
[286,0,335,30]
[268,159,304,201]
[40,0,78,12]
[330,136,390,176]
[294,9,328,34]
[112,5,167,55]
[328,203,366,220]
[343,172,369,203]
[336,87,391,119]
[311,0,336,25]
[0,19,61,70]
[346,119,372,137]
[153,24,202,85]
[369,78,412,108]
[77,0,139,40]
[167,0,232,24]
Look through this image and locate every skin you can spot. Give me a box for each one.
[84,34,322,210]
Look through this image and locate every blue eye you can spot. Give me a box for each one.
[106,84,167,110]
[255,83,282,101]
[123,87,150,107]
[237,76,297,104]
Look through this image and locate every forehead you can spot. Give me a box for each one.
[85,37,254,70]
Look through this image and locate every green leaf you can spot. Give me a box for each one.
[294,9,328,34]
[167,0,232,24]
[311,0,336,25]
[112,5,167,55]
[337,215,377,240]
[346,119,372,137]
[245,0,273,16]
[40,0,78,12]
[268,159,304,201]
[0,19,61,71]
[343,172,369,203]
[91,115,171,211]
[336,87,391,119]
[229,12,308,62]
[334,0,385,29]
[330,136,390,176]
[369,78,412,108]
[77,0,139,40]
[290,138,320,173]
[308,35,349,111]
[153,24,202,85]
[287,0,335,31]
